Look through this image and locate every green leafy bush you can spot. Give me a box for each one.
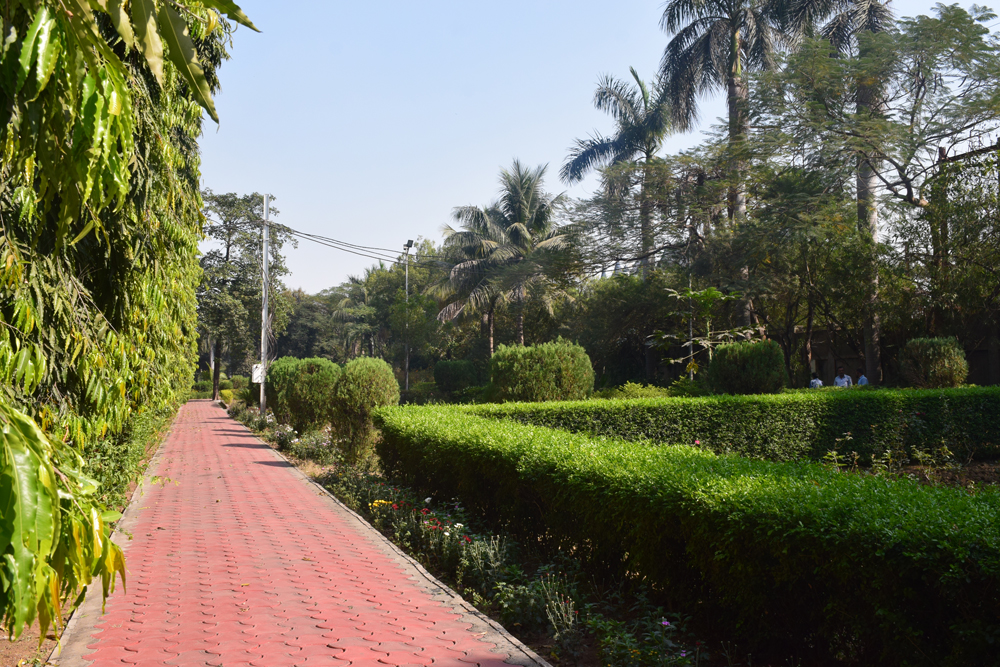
[491,339,594,402]
[375,405,1000,666]
[400,381,444,405]
[220,389,234,405]
[192,380,212,392]
[230,375,249,390]
[707,340,786,394]
[467,387,1000,463]
[199,370,227,383]
[335,357,400,465]
[900,337,969,388]
[265,357,303,423]
[452,385,489,404]
[218,379,234,391]
[592,382,670,400]
[434,360,479,393]
[287,358,341,433]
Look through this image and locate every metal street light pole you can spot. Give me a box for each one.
[404,239,413,391]
[259,194,270,414]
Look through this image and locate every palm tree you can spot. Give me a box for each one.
[437,160,568,349]
[659,0,783,221]
[561,68,673,266]
[333,273,381,358]
[784,0,894,384]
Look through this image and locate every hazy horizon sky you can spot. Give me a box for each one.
[199,0,957,294]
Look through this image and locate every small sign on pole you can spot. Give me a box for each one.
[252,364,264,384]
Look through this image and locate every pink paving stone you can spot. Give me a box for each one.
[55,401,542,667]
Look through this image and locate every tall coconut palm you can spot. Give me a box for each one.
[659,0,784,221]
[437,160,568,349]
[784,0,894,384]
[561,68,673,266]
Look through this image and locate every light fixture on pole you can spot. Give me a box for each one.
[404,239,414,392]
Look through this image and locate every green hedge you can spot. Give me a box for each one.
[374,405,1000,665]
[465,387,1000,462]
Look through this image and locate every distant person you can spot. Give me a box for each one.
[833,366,852,388]
[809,373,823,389]
[857,367,869,386]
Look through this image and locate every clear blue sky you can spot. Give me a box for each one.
[198,0,952,294]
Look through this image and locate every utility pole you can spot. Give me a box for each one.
[259,194,270,414]
[404,239,413,391]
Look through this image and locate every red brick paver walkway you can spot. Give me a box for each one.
[53,400,545,667]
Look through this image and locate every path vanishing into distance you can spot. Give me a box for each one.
[52,400,546,667]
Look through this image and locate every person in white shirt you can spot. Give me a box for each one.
[856,367,868,386]
[809,373,823,388]
[833,366,852,388]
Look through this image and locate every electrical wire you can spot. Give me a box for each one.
[244,217,687,278]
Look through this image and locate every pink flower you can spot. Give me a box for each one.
[695,440,701,445]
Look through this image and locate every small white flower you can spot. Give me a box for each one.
[455,523,464,529]
[444,532,450,537]
[424,497,432,504]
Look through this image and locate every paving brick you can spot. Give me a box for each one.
[56,401,542,667]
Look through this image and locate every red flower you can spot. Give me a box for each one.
[464,536,472,543]
[392,504,399,510]
[420,508,430,515]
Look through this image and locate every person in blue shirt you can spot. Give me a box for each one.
[857,367,868,386]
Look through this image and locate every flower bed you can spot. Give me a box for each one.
[228,400,712,665]
[375,404,1000,665]
[464,386,1000,463]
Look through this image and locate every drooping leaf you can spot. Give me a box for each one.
[15,7,47,92]
[158,5,219,122]
[131,0,164,85]
[33,16,60,95]
[201,0,260,32]
[106,0,135,50]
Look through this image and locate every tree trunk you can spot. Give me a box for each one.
[856,34,884,384]
[728,47,752,328]
[727,70,748,223]
[516,296,525,346]
[857,89,883,385]
[803,300,815,383]
[638,158,654,278]
[488,306,495,356]
[990,321,1000,386]
[212,338,223,401]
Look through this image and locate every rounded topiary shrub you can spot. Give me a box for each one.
[219,379,234,391]
[266,357,303,423]
[334,357,400,466]
[287,357,341,432]
[230,375,249,390]
[899,337,968,388]
[707,340,787,395]
[491,339,594,403]
[434,360,478,393]
[192,379,212,392]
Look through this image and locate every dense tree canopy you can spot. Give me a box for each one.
[268,3,1000,394]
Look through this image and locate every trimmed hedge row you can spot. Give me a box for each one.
[374,405,1000,665]
[465,386,1000,462]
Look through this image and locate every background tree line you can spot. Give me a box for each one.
[203,2,1000,392]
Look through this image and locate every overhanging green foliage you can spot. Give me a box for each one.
[375,404,1000,665]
